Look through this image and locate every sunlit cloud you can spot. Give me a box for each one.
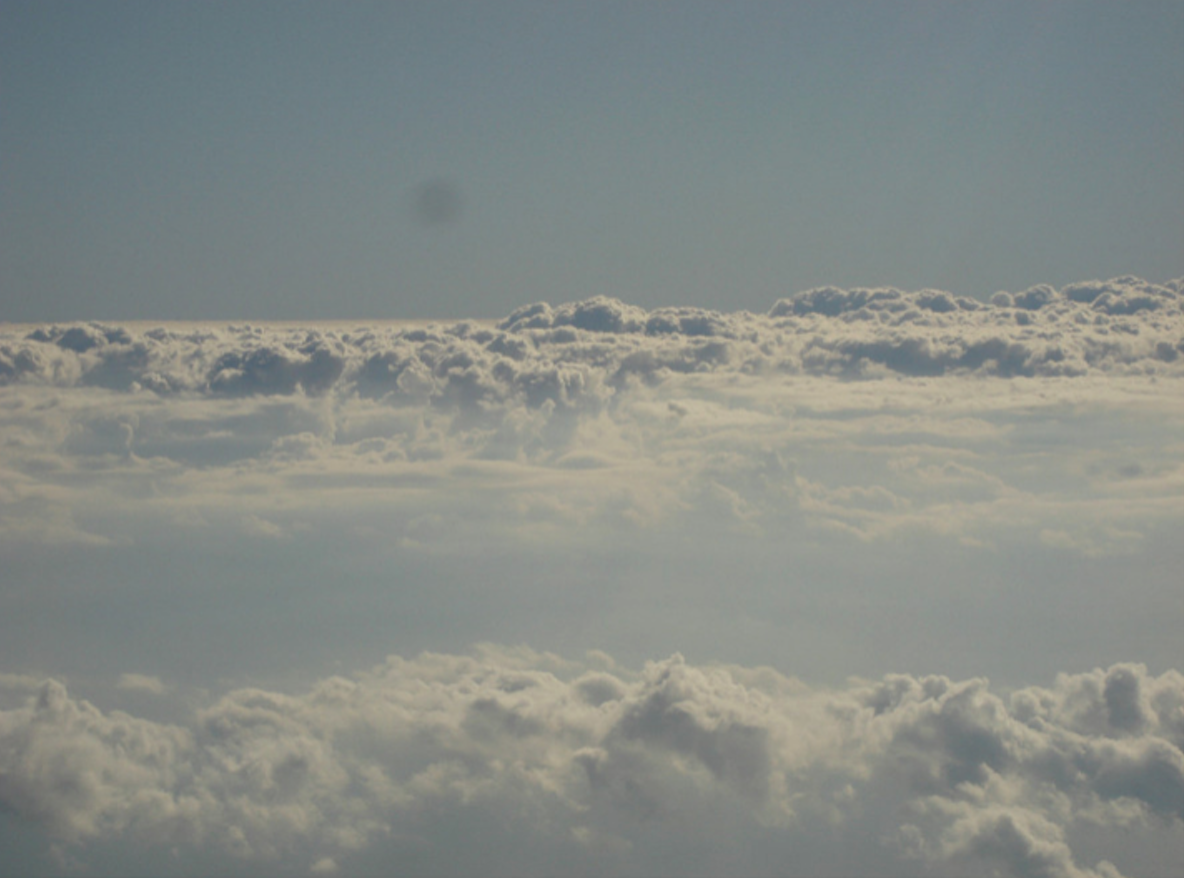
[1,278,1182,875]
[1,649,1180,876]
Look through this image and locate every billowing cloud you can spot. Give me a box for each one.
[0,277,1180,553]
[1,278,1181,397]
[0,650,1180,877]
[2,280,1182,874]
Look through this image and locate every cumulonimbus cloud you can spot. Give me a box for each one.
[0,650,1179,876]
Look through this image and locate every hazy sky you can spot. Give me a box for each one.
[2,4,1183,878]
[3,1,1182,320]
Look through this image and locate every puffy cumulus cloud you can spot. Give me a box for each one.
[911,801,1127,878]
[0,650,1180,877]
[0,277,1181,555]
[0,679,194,845]
[1,278,1181,396]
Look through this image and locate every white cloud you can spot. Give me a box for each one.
[0,650,1179,877]
[1,281,1181,554]
[1,279,1181,874]
[2,278,1181,396]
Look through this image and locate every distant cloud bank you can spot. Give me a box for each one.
[2,277,1182,397]
[1,278,1181,553]
[0,649,1179,877]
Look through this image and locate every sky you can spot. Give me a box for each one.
[1,4,1184,878]
[2,1,1182,320]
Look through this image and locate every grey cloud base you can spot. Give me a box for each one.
[1,650,1181,878]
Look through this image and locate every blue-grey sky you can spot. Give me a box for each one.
[2,4,1184,876]
[3,1,1182,320]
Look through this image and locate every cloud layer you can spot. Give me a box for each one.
[1,649,1181,877]
[1,279,1181,564]
[3,277,1183,398]
[2,279,1182,874]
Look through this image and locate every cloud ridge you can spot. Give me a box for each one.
[1,652,1180,876]
[2,278,1181,400]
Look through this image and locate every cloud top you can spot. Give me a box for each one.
[2,277,1182,557]
[1,651,1179,877]
[2,278,1181,400]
